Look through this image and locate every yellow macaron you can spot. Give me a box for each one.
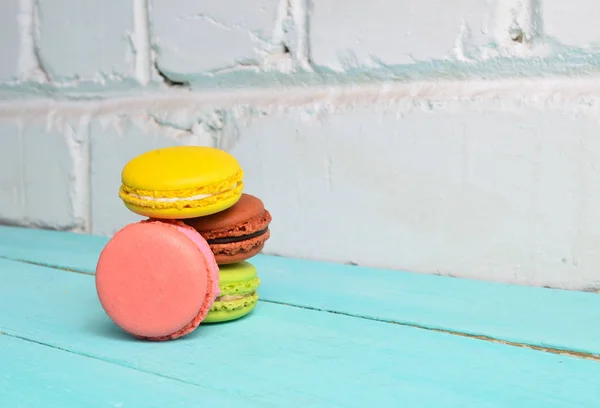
[119,146,244,219]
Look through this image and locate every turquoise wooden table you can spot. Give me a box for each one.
[0,225,599,407]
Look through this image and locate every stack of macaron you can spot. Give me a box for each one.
[95,146,271,341]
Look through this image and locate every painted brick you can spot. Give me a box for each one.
[0,123,23,221]
[38,0,134,80]
[151,0,281,76]
[543,0,600,47]
[310,0,490,69]
[227,109,600,290]
[0,0,20,81]
[22,123,80,227]
[89,121,186,236]
[0,122,78,229]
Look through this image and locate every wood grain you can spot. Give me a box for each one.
[0,225,598,356]
[0,333,262,407]
[1,257,599,407]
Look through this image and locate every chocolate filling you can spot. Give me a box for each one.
[207,228,269,245]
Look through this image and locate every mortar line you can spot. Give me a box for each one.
[2,75,600,120]
[132,0,151,85]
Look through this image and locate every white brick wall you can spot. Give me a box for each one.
[229,107,600,290]
[38,0,135,81]
[310,0,490,68]
[151,0,283,76]
[2,0,600,290]
[543,0,600,48]
[0,122,79,229]
[0,0,20,81]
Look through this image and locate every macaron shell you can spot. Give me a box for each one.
[204,261,259,323]
[121,146,242,191]
[123,191,242,219]
[135,221,220,341]
[219,276,260,297]
[95,221,213,340]
[185,194,266,234]
[218,261,258,283]
[204,299,258,323]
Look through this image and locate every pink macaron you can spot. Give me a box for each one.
[95,219,220,341]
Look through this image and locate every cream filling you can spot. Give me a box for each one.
[128,183,239,202]
[129,192,212,202]
[216,293,253,302]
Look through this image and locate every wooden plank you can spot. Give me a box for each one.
[1,258,599,407]
[0,334,262,407]
[0,225,599,356]
[252,255,600,356]
[0,225,106,273]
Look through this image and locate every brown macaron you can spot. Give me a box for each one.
[183,194,272,264]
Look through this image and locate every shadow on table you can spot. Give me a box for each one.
[87,316,138,342]
[87,305,258,342]
[87,315,213,342]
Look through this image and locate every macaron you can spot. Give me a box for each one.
[95,220,220,341]
[119,146,244,219]
[184,193,272,264]
[204,261,260,323]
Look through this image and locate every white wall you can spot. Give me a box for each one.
[2,0,600,291]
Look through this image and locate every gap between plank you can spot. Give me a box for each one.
[262,300,600,362]
[0,256,94,276]
[4,255,599,362]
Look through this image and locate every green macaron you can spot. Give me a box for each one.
[204,261,260,323]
